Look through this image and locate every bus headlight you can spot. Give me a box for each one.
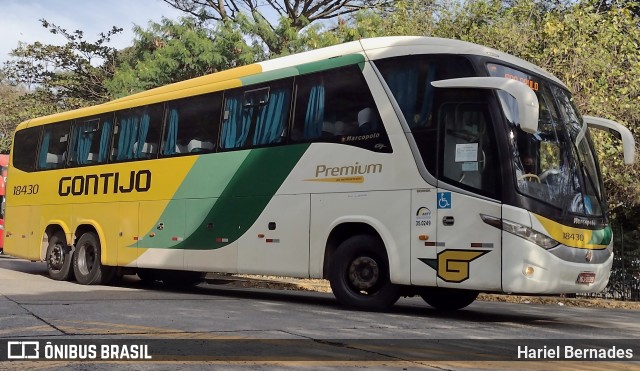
[502,219,559,249]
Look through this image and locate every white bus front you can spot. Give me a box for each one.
[373,52,635,298]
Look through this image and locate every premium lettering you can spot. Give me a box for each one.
[59,170,151,196]
[315,162,382,178]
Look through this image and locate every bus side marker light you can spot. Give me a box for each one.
[524,266,535,277]
[419,235,429,241]
[149,233,156,238]
[171,236,183,242]
[258,234,265,238]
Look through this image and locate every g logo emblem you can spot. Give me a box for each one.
[420,250,489,283]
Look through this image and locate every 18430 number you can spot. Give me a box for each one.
[13,184,39,195]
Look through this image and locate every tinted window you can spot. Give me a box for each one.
[12,127,40,172]
[111,105,164,161]
[37,122,70,170]
[220,79,292,150]
[291,65,391,153]
[68,114,114,166]
[162,93,222,156]
[375,55,476,173]
[438,94,501,199]
[375,55,476,129]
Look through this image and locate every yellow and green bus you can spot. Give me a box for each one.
[5,37,635,311]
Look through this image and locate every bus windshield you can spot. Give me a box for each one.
[488,64,605,217]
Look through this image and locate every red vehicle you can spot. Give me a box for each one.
[0,154,8,254]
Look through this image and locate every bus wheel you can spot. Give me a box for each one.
[46,231,74,281]
[329,235,400,311]
[420,288,478,311]
[72,232,112,285]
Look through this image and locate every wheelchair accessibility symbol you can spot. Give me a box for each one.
[437,192,451,209]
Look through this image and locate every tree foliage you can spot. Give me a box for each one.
[3,19,122,108]
[351,0,640,215]
[162,0,394,54]
[106,17,261,97]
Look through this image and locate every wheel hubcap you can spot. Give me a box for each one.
[348,256,379,291]
[78,244,96,275]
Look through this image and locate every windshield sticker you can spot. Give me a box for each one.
[455,143,478,162]
[462,162,478,172]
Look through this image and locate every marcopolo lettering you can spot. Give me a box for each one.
[59,170,152,196]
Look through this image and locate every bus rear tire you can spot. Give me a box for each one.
[72,232,112,285]
[46,231,74,281]
[329,235,400,311]
[420,288,478,311]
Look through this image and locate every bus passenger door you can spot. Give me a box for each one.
[434,97,503,291]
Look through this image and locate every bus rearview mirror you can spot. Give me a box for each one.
[583,115,636,165]
[431,77,540,134]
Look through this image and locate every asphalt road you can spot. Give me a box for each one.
[0,255,638,370]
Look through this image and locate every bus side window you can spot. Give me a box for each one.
[219,79,293,151]
[111,105,163,161]
[291,65,391,153]
[162,93,222,156]
[12,127,40,172]
[68,114,113,166]
[37,122,70,170]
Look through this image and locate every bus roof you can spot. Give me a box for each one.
[16,36,564,131]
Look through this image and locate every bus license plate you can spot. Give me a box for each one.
[577,272,596,284]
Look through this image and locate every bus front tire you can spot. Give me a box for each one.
[329,235,400,311]
[46,231,73,281]
[72,232,112,285]
[420,288,479,311]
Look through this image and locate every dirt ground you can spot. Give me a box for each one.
[205,273,640,310]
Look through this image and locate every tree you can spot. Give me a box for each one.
[370,0,640,213]
[162,0,395,54]
[2,19,123,109]
[106,17,262,97]
[0,76,25,153]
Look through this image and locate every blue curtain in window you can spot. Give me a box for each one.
[253,89,291,145]
[387,68,418,127]
[117,116,139,161]
[303,84,324,140]
[38,130,51,169]
[98,120,112,163]
[163,109,179,155]
[221,96,252,149]
[77,129,92,165]
[135,113,151,158]
[69,126,80,164]
[417,65,437,127]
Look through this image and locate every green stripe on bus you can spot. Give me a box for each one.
[139,144,310,250]
[240,67,300,86]
[295,54,365,75]
[239,54,365,86]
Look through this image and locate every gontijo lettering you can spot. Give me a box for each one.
[58,170,151,196]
